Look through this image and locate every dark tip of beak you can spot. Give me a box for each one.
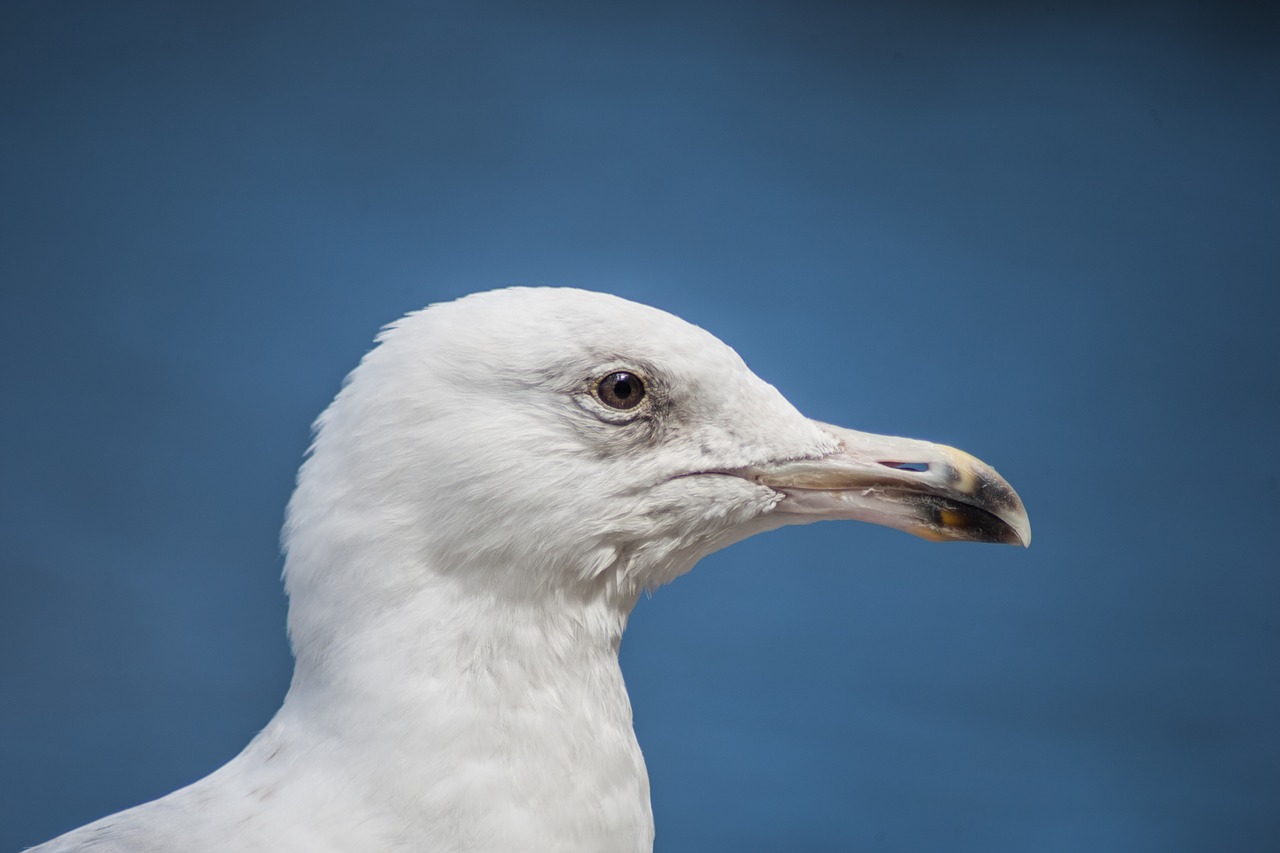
[923,498,1028,546]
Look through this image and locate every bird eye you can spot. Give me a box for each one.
[596,371,645,410]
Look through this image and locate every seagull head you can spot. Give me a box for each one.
[284,287,1029,620]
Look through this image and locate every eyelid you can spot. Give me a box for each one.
[576,365,656,423]
[597,371,645,410]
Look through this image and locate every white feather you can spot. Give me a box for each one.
[33,288,835,852]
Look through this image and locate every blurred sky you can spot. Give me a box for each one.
[2,1,1277,851]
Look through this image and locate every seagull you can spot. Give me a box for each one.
[32,287,1029,852]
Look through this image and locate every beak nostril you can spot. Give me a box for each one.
[881,461,929,473]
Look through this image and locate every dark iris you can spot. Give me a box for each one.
[597,371,645,410]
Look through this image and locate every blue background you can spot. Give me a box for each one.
[2,2,1277,850]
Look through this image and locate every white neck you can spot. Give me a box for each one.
[250,551,654,852]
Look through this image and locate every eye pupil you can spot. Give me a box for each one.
[597,371,645,410]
